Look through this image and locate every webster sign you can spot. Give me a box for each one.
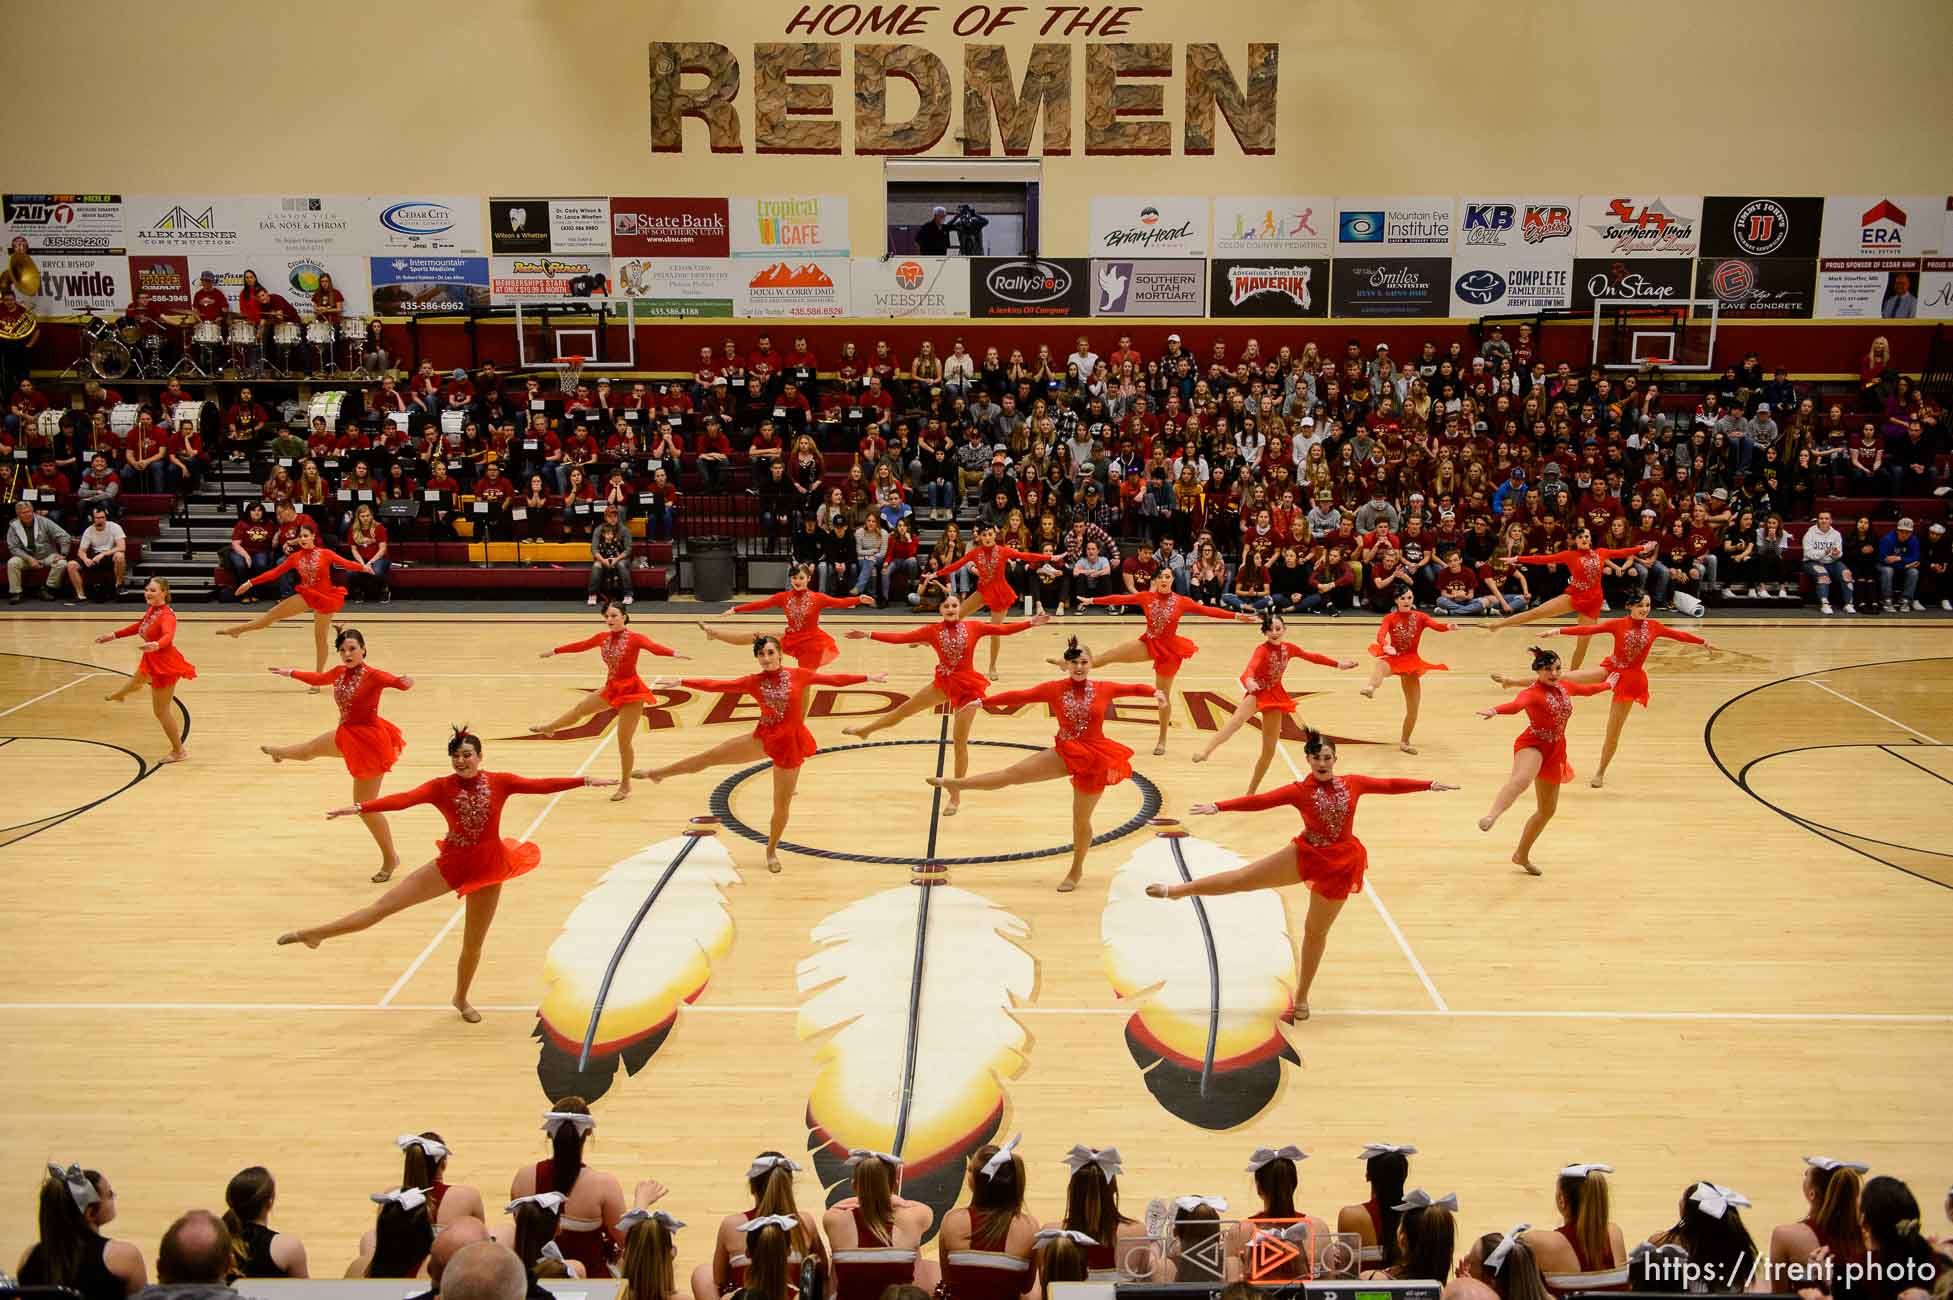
[651,8,1277,156]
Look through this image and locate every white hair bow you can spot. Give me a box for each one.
[1246,1145,1308,1172]
[745,1155,802,1180]
[1359,1143,1418,1160]
[1393,1189,1458,1213]
[397,1135,449,1160]
[981,1133,1021,1178]
[538,1241,567,1266]
[845,1149,902,1170]
[542,1111,595,1137]
[1061,1145,1123,1181]
[1034,1229,1100,1248]
[1485,1224,1531,1274]
[619,1209,685,1233]
[741,1214,799,1234]
[1250,1222,1313,1245]
[45,1164,98,1212]
[1690,1184,1751,1219]
[1804,1156,1870,1173]
[1560,1162,1613,1179]
[506,1192,568,1216]
[372,1187,432,1212]
[1174,1195,1228,1214]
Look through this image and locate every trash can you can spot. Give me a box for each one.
[689,536,736,603]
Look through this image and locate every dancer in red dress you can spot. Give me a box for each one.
[278,726,618,1022]
[1192,612,1357,794]
[928,637,1164,892]
[1476,646,1612,875]
[838,592,1050,815]
[698,565,872,668]
[1492,587,1714,789]
[1486,527,1655,668]
[260,626,413,882]
[1152,729,1456,1020]
[1061,569,1256,757]
[222,523,372,676]
[934,520,1060,675]
[96,577,194,764]
[633,635,885,874]
[533,602,687,801]
[1359,584,1458,754]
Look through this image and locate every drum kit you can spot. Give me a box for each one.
[75,309,371,381]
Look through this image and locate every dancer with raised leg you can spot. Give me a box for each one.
[929,637,1163,892]
[1192,612,1357,795]
[222,523,371,678]
[262,626,412,881]
[633,636,884,874]
[1359,584,1457,754]
[1152,728,1456,1021]
[277,726,618,1023]
[1485,527,1654,668]
[697,564,871,668]
[534,601,686,802]
[933,520,1059,676]
[1476,646,1611,875]
[839,592,1049,815]
[96,576,194,765]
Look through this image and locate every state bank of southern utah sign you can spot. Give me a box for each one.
[649,7,1278,157]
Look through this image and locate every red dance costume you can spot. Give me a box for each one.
[552,629,678,707]
[528,1161,616,1278]
[867,617,1035,708]
[732,589,860,667]
[1512,546,1644,618]
[356,771,587,895]
[1368,610,1452,676]
[1214,774,1435,900]
[1490,679,1612,783]
[1089,591,1240,676]
[679,667,869,769]
[112,606,196,688]
[1559,616,1705,706]
[288,663,408,778]
[1240,641,1342,712]
[983,677,1158,793]
[254,546,366,614]
[937,543,1057,615]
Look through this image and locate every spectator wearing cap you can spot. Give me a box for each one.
[444,369,476,418]
[1876,518,1923,611]
[1746,402,1780,456]
[1922,522,1951,610]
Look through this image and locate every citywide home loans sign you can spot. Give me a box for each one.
[650,8,1277,156]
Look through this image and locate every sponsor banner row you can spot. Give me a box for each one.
[605,257,974,320]
[3,195,484,256]
[23,253,378,318]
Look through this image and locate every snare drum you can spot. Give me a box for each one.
[108,402,145,435]
[192,321,223,346]
[305,320,335,345]
[308,390,349,430]
[272,322,301,346]
[36,409,67,442]
[227,319,259,346]
[439,409,466,436]
[338,315,369,341]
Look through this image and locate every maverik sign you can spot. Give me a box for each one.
[1208,259,1327,318]
[971,256,1090,317]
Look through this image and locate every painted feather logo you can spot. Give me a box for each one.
[798,882,1035,1231]
[532,833,741,1101]
[1102,833,1298,1129]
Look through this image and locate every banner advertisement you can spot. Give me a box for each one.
[1449,197,1577,316]
[369,256,493,315]
[1210,196,1333,256]
[1817,259,1923,319]
[1818,195,1943,259]
[1693,256,1817,319]
[1207,259,1329,318]
[127,255,192,311]
[1917,258,1953,320]
[611,198,730,258]
[363,196,484,254]
[488,198,609,255]
[970,257,1092,318]
[1333,198,1453,251]
[3,194,124,252]
[489,254,613,303]
[125,195,252,253]
[1087,197,1210,258]
[728,196,850,257]
[734,257,851,318]
[267,254,372,315]
[614,257,738,317]
[1570,257,1695,311]
[1701,196,1824,260]
[239,195,362,255]
[22,253,125,317]
[850,257,972,318]
[1577,195,1702,259]
[1330,257,1450,317]
[1087,258,1204,316]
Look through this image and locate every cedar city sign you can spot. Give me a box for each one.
[651,9,1277,156]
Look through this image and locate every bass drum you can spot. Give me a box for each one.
[108,402,145,435]
[439,408,466,435]
[166,398,216,433]
[308,390,349,432]
[88,336,133,380]
[36,408,68,443]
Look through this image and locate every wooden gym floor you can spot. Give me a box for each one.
[1,608,1949,1271]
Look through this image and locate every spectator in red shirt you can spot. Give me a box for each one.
[694,418,733,491]
[191,270,228,323]
[344,502,389,602]
[226,500,276,598]
[1120,537,1163,594]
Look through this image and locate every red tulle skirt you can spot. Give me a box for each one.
[1369,643,1448,676]
[337,717,405,779]
[601,674,660,708]
[436,837,542,896]
[295,582,346,615]
[1246,682,1297,713]
[782,626,838,668]
[1144,631,1198,677]
[1566,584,1605,619]
[759,720,820,770]
[1293,836,1368,901]
[137,646,197,689]
[1602,661,1650,707]
[1515,732,1575,784]
[1055,734,1134,793]
[971,579,1018,616]
[936,665,990,710]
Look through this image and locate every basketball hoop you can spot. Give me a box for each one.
[551,354,586,394]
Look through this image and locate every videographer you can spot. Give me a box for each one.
[949,203,989,255]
